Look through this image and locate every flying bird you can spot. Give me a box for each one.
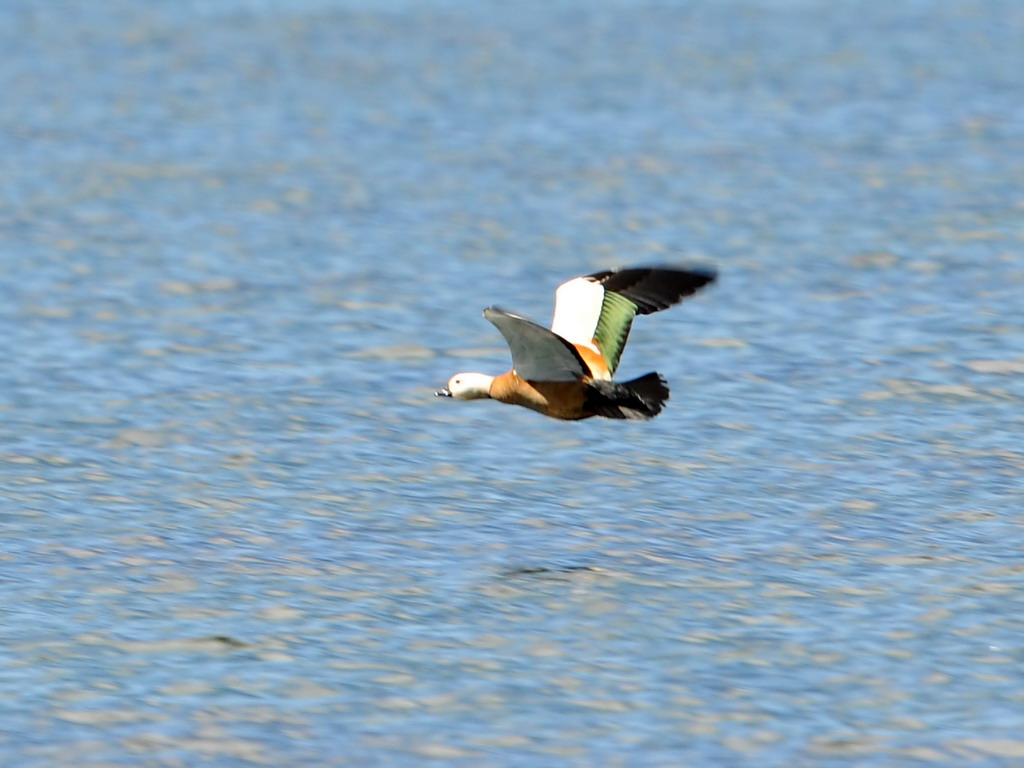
[436,265,716,420]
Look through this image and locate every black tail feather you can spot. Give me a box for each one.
[585,372,670,420]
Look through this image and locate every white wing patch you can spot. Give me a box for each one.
[550,277,604,353]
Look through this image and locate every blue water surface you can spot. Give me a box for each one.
[2,0,1023,765]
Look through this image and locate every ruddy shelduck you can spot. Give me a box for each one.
[436,265,716,420]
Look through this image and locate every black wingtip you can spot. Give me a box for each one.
[587,265,717,315]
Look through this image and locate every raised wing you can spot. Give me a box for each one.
[484,307,589,382]
[551,266,716,376]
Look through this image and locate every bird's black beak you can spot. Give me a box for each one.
[435,388,452,397]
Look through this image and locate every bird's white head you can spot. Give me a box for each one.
[436,372,494,400]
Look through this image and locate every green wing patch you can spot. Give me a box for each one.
[593,290,639,375]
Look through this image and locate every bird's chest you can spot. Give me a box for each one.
[490,372,590,420]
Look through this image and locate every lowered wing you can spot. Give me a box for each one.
[484,307,589,382]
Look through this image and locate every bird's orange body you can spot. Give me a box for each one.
[490,371,591,420]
